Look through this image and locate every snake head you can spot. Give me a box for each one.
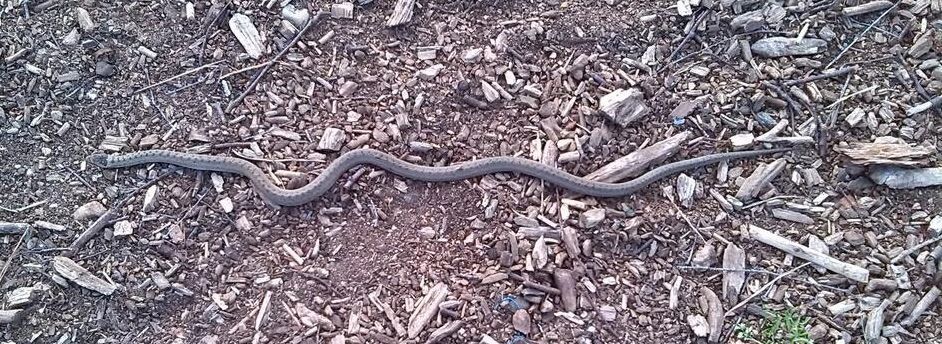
[86,154,110,168]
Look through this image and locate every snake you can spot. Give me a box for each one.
[88,147,791,207]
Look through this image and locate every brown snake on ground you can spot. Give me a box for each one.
[88,147,792,207]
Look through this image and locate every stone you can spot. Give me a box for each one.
[417,64,444,80]
[751,37,827,58]
[579,208,605,228]
[511,309,531,334]
[729,133,755,149]
[95,61,115,77]
[598,88,650,127]
[909,33,934,58]
[691,243,716,268]
[168,224,185,244]
[462,48,483,63]
[282,4,310,28]
[75,8,96,31]
[113,220,134,237]
[73,201,106,221]
[338,81,358,97]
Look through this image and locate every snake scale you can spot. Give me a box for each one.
[88,147,791,207]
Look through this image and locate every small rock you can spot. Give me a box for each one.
[417,64,444,80]
[481,81,499,102]
[729,133,755,149]
[418,227,436,239]
[282,4,310,29]
[168,224,185,244]
[151,272,171,290]
[462,48,483,63]
[599,88,650,127]
[512,309,531,334]
[74,8,96,31]
[338,81,358,97]
[219,197,234,213]
[113,220,134,237]
[317,127,346,152]
[73,201,106,221]
[142,185,159,212]
[687,314,709,337]
[95,61,115,77]
[929,215,942,236]
[909,33,934,58]
[845,230,866,246]
[751,37,828,58]
[691,243,716,268]
[579,208,605,228]
[62,29,80,46]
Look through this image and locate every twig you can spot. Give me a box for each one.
[891,235,942,263]
[825,85,878,109]
[197,2,231,65]
[660,9,711,72]
[219,60,274,80]
[132,60,225,95]
[66,210,118,255]
[893,51,934,102]
[760,81,801,133]
[823,0,901,70]
[225,12,328,113]
[676,265,847,293]
[725,263,811,316]
[784,65,858,87]
[0,225,30,286]
[0,200,47,213]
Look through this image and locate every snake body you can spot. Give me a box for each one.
[88,148,790,207]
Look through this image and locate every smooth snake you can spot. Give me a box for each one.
[88,147,791,207]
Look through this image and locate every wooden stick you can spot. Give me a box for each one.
[226,12,327,113]
[748,225,869,283]
[132,60,224,94]
[726,262,810,316]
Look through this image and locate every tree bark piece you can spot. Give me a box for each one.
[749,225,869,283]
[52,256,117,295]
[598,88,650,127]
[700,287,723,343]
[386,0,416,27]
[553,269,578,312]
[901,286,940,327]
[586,131,691,183]
[735,158,786,201]
[408,282,448,339]
[722,244,745,304]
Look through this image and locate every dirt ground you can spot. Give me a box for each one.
[3,0,942,343]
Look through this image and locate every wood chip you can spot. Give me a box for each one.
[52,256,117,295]
[722,244,745,304]
[386,0,416,27]
[408,282,448,339]
[749,225,869,283]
